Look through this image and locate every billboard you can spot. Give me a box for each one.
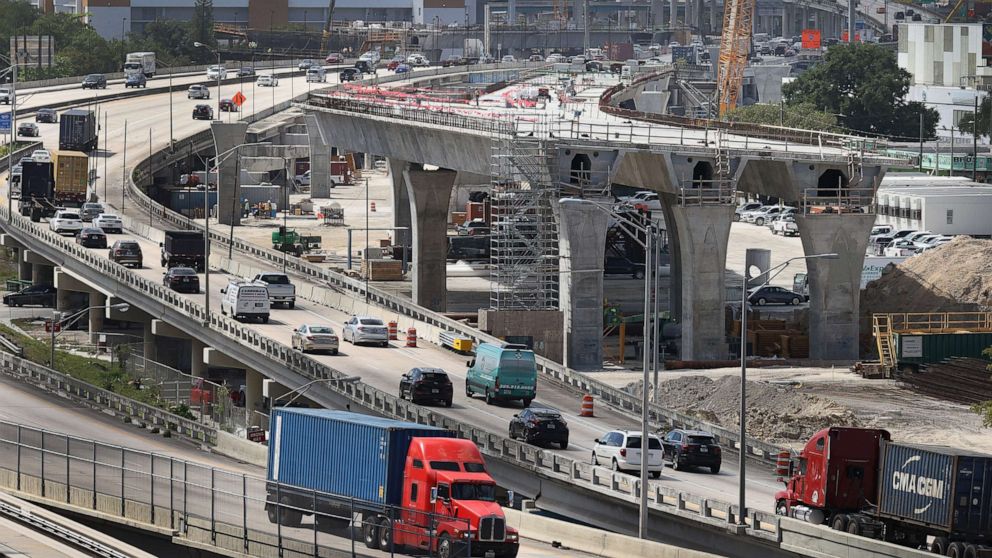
[9,35,54,68]
[801,29,821,49]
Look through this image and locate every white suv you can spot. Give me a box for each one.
[50,210,83,235]
[206,65,227,80]
[592,430,664,478]
[256,74,279,87]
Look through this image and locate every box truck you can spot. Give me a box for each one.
[159,230,205,271]
[52,150,88,207]
[59,109,98,152]
[266,409,519,557]
[775,427,992,554]
[124,52,156,78]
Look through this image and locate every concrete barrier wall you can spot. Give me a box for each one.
[504,508,720,558]
[0,142,43,174]
[214,430,268,467]
[779,518,933,558]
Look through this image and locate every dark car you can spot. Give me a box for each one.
[75,227,107,248]
[125,73,147,88]
[237,66,255,77]
[662,429,722,473]
[3,283,56,307]
[192,104,214,120]
[399,367,453,407]
[604,256,645,279]
[163,266,200,293]
[35,108,57,123]
[82,74,107,89]
[748,285,805,306]
[109,240,143,268]
[16,122,38,137]
[354,60,374,74]
[509,408,569,449]
[339,68,361,82]
[219,98,238,112]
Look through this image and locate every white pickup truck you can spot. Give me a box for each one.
[251,272,296,308]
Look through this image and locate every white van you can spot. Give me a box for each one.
[220,280,270,323]
[306,66,326,83]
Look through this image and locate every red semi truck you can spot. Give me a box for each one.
[265,409,519,558]
[775,427,992,555]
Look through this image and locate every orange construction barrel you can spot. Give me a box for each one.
[406,327,417,347]
[580,394,594,417]
[370,201,377,212]
[388,321,398,340]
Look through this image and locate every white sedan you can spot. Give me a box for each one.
[31,149,51,162]
[256,74,279,87]
[93,213,123,234]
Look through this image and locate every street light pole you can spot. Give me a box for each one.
[194,42,222,119]
[738,252,838,526]
[5,57,16,214]
[638,227,653,539]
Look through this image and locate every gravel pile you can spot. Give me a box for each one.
[626,376,862,444]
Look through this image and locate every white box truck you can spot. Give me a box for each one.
[124,52,156,78]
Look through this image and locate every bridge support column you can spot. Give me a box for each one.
[670,0,676,30]
[405,165,457,312]
[142,318,157,362]
[245,368,263,427]
[666,203,734,360]
[191,339,207,378]
[18,251,31,282]
[559,199,609,369]
[795,214,875,360]
[210,122,250,226]
[88,292,106,344]
[389,159,412,248]
[304,114,331,198]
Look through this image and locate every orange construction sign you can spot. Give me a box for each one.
[232,91,246,107]
[801,29,821,49]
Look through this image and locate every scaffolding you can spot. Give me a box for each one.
[489,137,560,311]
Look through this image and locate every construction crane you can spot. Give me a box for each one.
[319,0,337,55]
[716,0,754,117]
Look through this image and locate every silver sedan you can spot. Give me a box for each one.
[342,316,389,347]
[291,324,339,355]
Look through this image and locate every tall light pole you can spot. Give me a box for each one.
[121,17,128,41]
[738,251,838,526]
[3,55,17,214]
[194,42,222,118]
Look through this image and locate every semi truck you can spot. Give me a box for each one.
[159,230,205,271]
[775,427,992,555]
[265,409,520,558]
[123,52,156,78]
[52,150,88,207]
[18,160,57,221]
[59,109,98,152]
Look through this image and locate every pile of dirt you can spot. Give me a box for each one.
[626,375,862,444]
[862,236,992,316]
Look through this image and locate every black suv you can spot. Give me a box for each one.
[3,283,56,307]
[192,104,214,120]
[163,267,200,293]
[339,68,360,82]
[109,240,143,268]
[661,429,722,473]
[82,74,107,89]
[75,227,107,248]
[399,368,453,407]
[509,408,569,449]
[35,108,57,123]
[604,256,645,279]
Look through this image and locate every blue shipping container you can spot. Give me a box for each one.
[879,442,992,534]
[267,409,452,507]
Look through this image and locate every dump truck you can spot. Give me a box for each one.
[271,226,321,257]
[775,427,992,555]
[265,409,519,558]
[59,109,98,152]
[52,150,88,207]
[159,230,205,271]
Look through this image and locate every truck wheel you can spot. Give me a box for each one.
[288,301,295,309]
[964,544,979,558]
[845,520,861,536]
[377,518,392,550]
[830,514,848,531]
[775,500,788,516]
[262,316,269,324]
[485,389,493,405]
[279,497,303,528]
[362,518,381,549]
[522,398,532,408]
[948,542,967,558]
[931,538,949,555]
[437,534,453,558]
[266,503,278,523]
[465,381,472,397]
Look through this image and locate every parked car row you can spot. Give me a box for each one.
[738,203,796,226]
[869,227,955,256]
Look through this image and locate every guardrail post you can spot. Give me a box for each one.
[276,482,283,556]
[65,438,70,504]
[91,440,96,509]
[16,425,21,491]
[40,433,45,497]
[170,458,175,530]
[210,467,216,543]
[312,489,318,557]
[183,461,188,534]
[120,448,125,516]
[150,455,155,525]
[244,474,250,553]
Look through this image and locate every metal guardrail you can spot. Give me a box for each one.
[884,312,992,334]
[0,498,130,558]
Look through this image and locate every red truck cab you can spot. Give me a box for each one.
[397,437,519,558]
[775,427,890,526]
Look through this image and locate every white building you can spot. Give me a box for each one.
[898,23,992,139]
[24,0,79,13]
[876,174,992,237]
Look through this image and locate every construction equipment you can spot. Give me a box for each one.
[716,0,754,116]
[271,226,322,257]
[319,0,337,55]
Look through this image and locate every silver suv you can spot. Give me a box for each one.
[187,85,210,99]
[0,85,13,105]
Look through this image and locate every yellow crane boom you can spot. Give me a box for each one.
[319,0,337,55]
[717,0,754,117]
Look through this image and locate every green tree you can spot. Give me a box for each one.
[782,43,939,139]
[191,0,216,62]
[727,102,839,132]
[958,97,992,138]
[969,347,992,427]
[0,0,40,54]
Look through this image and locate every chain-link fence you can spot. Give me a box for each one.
[0,420,483,558]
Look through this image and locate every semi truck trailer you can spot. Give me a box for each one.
[59,109,98,152]
[52,150,89,207]
[265,409,519,558]
[775,427,992,555]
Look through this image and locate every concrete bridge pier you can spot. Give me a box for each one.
[18,251,31,282]
[141,318,156,362]
[150,318,192,371]
[664,202,735,361]
[405,164,457,312]
[304,114,331,198]
[204,348,264,428]
[88,292,106,344]
[389,159,413,249]
[210,122,249,227]
[23,251,53,284]
[559,199,610,369]
[795,214,875,361]
[191,339,207,378]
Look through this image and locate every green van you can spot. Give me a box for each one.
[465,343,537,406]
